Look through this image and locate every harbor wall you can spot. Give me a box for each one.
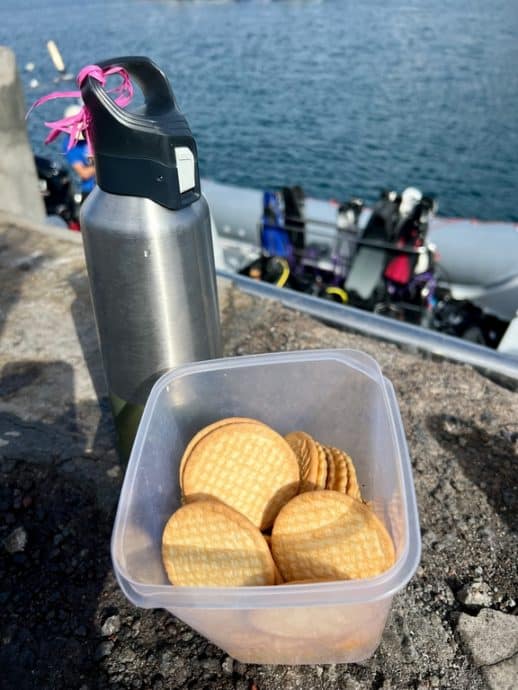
[0,46,45,224]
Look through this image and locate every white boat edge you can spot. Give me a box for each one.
[202,177,518,358]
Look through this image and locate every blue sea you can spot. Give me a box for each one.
[1,0,517,221]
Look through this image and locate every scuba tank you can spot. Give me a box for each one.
[80,56,222,459]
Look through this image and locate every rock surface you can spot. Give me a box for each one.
[457,609,518,690]
[456,581,493,609]
[0,218,517,689]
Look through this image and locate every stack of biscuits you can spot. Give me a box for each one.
[162,417,395,587]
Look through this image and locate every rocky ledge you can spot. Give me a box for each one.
[0,216,517,690]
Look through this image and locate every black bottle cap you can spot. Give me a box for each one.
[81,56,200,210]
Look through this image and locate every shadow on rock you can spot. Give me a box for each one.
[0,359,87,460]
[0,458,112,689]
[68,271,117,456]
[0,359,115,462]
[427,414,517,533]
[69,270,106,403]
[0,234,47,336]
[0,358,121,688]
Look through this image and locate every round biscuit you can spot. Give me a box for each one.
[284,431,319,492]
[273,561,284,584]
[182,422,300,530]
[314,441,328,489]
[179,417,263,490]
[324,446,335,490]
[162,500,275,586]
[329,447,349,493]
[271,490,395,582]
[262,534,283,583]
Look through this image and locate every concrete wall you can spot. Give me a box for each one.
[0,46,45,223]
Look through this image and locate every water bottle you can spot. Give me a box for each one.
[80,56,222,459]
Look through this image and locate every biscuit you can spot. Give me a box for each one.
[182,421,300,530]
[179,417,260,489]
[324,446,361,499]
[271,490,395,582]
[314,441,328,490]
[284,431,319,492]
[161,500,276,586]
[262,534,283,583]
[273,561,284,584]
[324,445,336,490]
[328,446,348,493]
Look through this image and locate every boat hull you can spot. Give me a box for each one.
[203,178,518,322]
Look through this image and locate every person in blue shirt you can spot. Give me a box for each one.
[63,104,95,202]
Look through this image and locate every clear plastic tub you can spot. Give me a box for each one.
[111,349,421,665]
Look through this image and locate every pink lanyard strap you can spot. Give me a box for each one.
[26,64,134,152]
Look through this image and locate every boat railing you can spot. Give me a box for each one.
[284,215,342,230]
[278,218,430,258]
[351,239,429,256]
[217,268,518,382]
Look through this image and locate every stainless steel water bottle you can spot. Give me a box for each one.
[79,56,222,459]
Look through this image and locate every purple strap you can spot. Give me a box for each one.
[27,64,134,152]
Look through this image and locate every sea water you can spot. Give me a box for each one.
[1,0,517,221]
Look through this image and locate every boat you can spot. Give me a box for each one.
[202,178,518,351]
[34,150,518,353]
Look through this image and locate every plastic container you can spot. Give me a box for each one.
[111,349,421,665]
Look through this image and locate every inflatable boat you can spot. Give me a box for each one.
[202,178,518,350]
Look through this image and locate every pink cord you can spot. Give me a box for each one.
[27,64,134,152]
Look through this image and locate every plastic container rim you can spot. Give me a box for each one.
[111,348,421,609]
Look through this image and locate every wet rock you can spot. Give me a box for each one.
[101,614,121,637]
[342,679,364,690]
[169,664,189,686]
[456,581,493,608]
[159,649,186,679]
[201,658,220,674]
[119,648,136,664]
[221,656,234,674]
[94,641,114,660]
[457,609,518,690]
[3,525,27,553]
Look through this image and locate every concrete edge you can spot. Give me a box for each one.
[0,211,83,244]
